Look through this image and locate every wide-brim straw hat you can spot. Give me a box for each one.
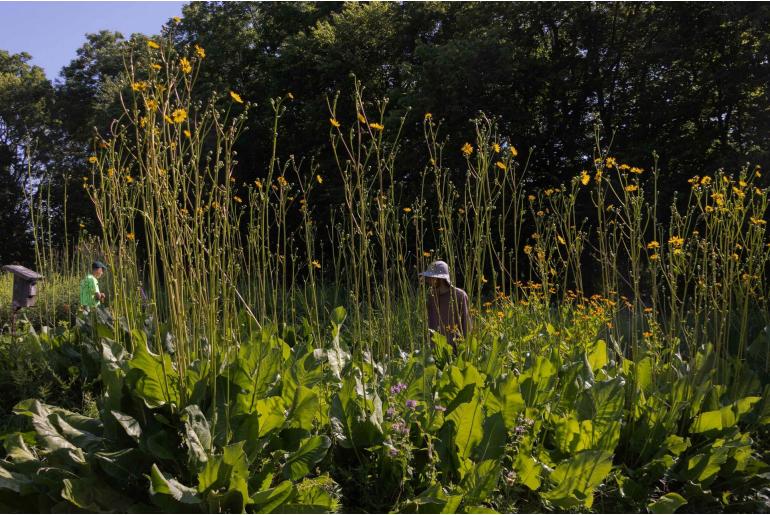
[418,260,451,284]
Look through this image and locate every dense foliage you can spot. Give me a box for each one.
[2,304,770,513]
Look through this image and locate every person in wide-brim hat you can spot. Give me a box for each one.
[419,260,471,351]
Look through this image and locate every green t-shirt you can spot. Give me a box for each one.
[79,274,100,308]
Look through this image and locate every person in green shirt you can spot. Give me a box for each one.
[80,261,107,311]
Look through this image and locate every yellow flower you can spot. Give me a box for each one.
[357,112,366,124]
[536,210,544,217]
[527,194,536,202]
[311,260,321,269]
[316,174,323,184]
[183,129,191,138]
[461,142,473,157]
[647,241,660,250]
[145,99,158,111]
[126,175,134,184]
[605,157,617,168]
[733,186,745,199]
[369,122,384,131]
[151,63,161,71]
[458,207,465,214]
[254,179,263,189]
[595,169,603,182]
[423,250,432,257]
[756,170,762,178]
[751,217,766,225]
[492,143,501,153]
[79,223,85,229]
[630,166,644,174]
[580,171,590,186]
[544,188,555,196]
[230,91,244,104]
[510,146,518,158]
[424,112,432,120]
[625,184,639,192]
[523,245,533,255]
[194,45,205,59]
[668,236,684,247]
[705,205,715,213]
[164,114,173,124]
[643,331,653,338]
[711,192,725,206]
[126,232,135,241]
[330,118,340,128]
[700,176,712,186]
[172,108,187,123]
[88,156,98,164]
[277,176,288,187]
[147,40,160,49]
[131,81,147,92]
[495,161,507,171]
[180,57,192,74]
[557,235,566,245]
[403,207,412,213]
[287,92,294,100]
[233,195,242,204]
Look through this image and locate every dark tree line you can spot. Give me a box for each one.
[1,2,769,265]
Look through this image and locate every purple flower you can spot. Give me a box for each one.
[386,407,395,418]
[434,405,446,412]
[406,399,418,410]
[390,382,407,395]
[389,447,399,457]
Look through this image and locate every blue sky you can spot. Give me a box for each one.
[0,1,186,80]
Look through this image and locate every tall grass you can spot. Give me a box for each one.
[63,32,770,418]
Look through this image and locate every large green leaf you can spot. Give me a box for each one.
[61,477,135,512]
[461,460,500,505]
[127,342,180,408]
[255,397,287,438]
[251,480,294,513]
[111,411,142,442]
[447,399,484,462]
[149,463,201,509]
[284,435,331,481]
[289,386,319,431]
[514,454,541,491]
[690,407,736,434]
[648,492,688,513]
[541,450,613,509]
[182,405,212,469]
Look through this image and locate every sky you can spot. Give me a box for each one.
[0,1,187,81]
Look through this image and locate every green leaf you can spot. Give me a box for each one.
[251,480,294,513]
[111,411,141,442]
[447,398,484,463]
[182,405,212,469]
[648,492,688,513]
[149,463,200,508]
[289,386,319,431]
[256,397,287,438]
[330,306,347,326]
[690,407,736,433]
[284,435,331,481]
[514,454,541,491]
[461,460,500,505]
[587,340,608,371]
[541,450,613,509]
[127,342,180,408]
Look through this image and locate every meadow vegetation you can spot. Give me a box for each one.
[1,32,770,513]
